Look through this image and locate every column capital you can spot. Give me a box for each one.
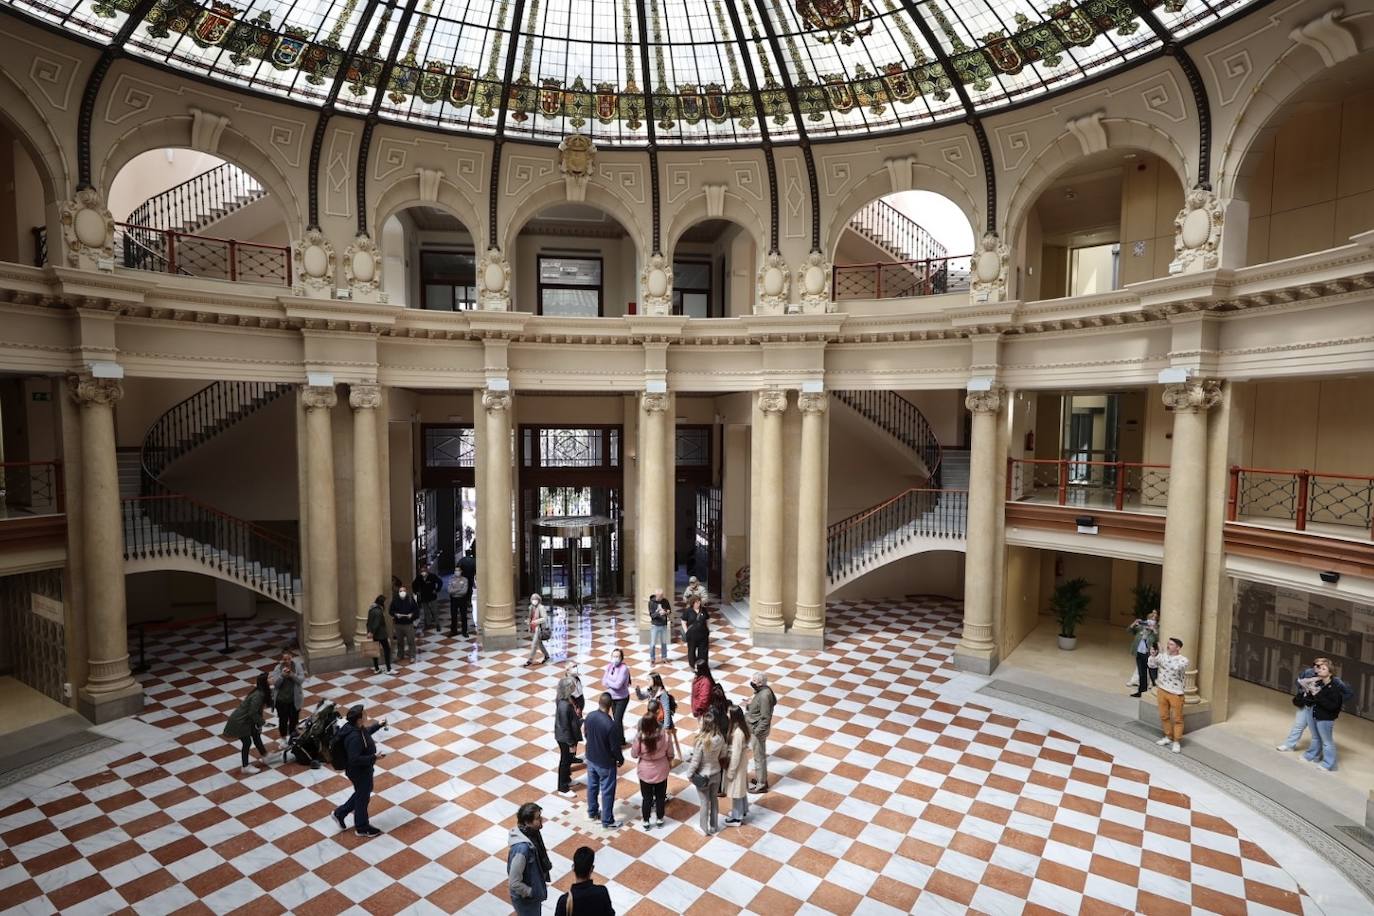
[301,384,338,410]
[964,387,1005,414]
[1162,378,1222,413]
[797,392,827,415]
[482,388,512,413]
[348,383,382,410]
[758,387,788,415]
[641,391,670,413]
[67,373,123,406]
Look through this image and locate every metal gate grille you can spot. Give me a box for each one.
[0,569,66,704]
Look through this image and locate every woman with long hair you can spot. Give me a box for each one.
[690,659,714,720]
[632,712,670,829]
[636,671,682,760]
[685,708,727,835]
[723,705,751,826]
[222,672,271,774]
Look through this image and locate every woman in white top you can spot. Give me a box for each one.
[524,594,549,667]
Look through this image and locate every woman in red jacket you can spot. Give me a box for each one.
[690,659,714,720]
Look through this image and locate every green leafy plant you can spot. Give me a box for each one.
[1131,583,1160,621]
[1051,578,1091,639]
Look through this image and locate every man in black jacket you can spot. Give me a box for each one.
[332,704,387,837]
[390,586,420,662]
[554,846,616,916]
[412,563,443,633]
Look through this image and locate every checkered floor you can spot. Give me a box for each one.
[0,599,1331,914]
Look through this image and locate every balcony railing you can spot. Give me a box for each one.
[0,460,64,518]
[1007,458,1171,512]
[848,199,948,264]
[1229,466,1374,540]
[833,255,972,301]
[115,222,291,287]
[827,488,967,583]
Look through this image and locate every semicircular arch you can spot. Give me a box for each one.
[664,192,767,262]
[0,63,70,204]
[373,176,483,247]
[824,165,981,262]
[499,177,647,260]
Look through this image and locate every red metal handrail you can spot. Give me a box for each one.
[1008,457,1171,512]
[832,254,972,300]
[115,222,291,287]
[1228,465,1374,538]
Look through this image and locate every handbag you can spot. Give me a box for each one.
[358,639,380,658]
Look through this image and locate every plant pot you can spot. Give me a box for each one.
[1057,635,1078,650]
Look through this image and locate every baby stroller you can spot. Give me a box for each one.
[284,699,339,769]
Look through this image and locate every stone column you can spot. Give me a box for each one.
[638,391,670,633]
[350,384,384,639]
[752,388,787,631]
[302,385,345,658]
[68,374,142,721]
[481,388,517,648]
[792,391,827,648]
[955,386,1005,674]
[1159,379,1222,704]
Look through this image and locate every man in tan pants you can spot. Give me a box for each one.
[1149,637,1189,753]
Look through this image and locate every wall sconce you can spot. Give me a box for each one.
[1075,515,1098,535]
[1319,570,1341,584]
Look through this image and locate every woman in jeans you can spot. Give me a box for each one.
[685,709,726,835]
[524,594,549,667]
[648,593,671,665]
[632,712,670,829]
[223,672,271,774]
[601,648,631,746]
[1302,660,1345,771]
[723,705,751,826]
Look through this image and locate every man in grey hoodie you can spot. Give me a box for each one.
[507,802,551,916]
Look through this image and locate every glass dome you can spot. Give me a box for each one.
[10,0,1259,145]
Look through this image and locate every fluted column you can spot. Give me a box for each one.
[302,385,345,656]
[638,391,670,631]
[955,386,1006,674]
[69,374,141,719]
[350,384,384,639]
[793,392,828,644]
[1159,379,1222,704]
[481,388,516,646]
[752,388,787,631]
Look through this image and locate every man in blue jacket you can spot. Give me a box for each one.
[332,704,387,837]
[584,692,623,830]
[1276,655,1353,752]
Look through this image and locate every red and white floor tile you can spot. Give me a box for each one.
[0,599,1362,915]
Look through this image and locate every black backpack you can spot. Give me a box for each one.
[667,692,677,716]
[329,725,350,771]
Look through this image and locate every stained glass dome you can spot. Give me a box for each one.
[8,0,1260,144]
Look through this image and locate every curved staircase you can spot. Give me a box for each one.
[121,381,302,610]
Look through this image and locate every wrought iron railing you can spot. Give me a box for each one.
[141,380,292,488]
[128,161,266,234]
[0,460,64,517]
[115,222,291,286]
[123,495,299,605]
[832,254,972,300]
[832,389,943,486]
[827,488,967,583]
[849,199,947,264]
[1007,458,1171,511]
[1228,465,1374,539]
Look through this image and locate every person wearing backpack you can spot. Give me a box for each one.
[507,802,552,916]
[448,571,471,638]
[635,672,681,761]
[223,672,271,775]
[365,594,391,673]
[632,711,670,829]
[331,704,387,837]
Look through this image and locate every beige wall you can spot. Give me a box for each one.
[826,398,926,524]
[1232,377,1374,475]
[1118,157,1184,285]
[513,232,637,316]
[829,550,965,602]
[0,130,47,266]
[107,149,226,222]
[1243,88,1374,265]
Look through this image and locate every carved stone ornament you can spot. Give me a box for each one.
[477,248,512,311]
[292,227,336,297]
[1161,378,1222,413]
[758,388,788,415]
[640,253,674,316]
[558,133,598,203]
[970,232,1010,303]
[1290,9,1358,68]
[641,391,670,413]
[797,391,827,415]
[188,106,230,155]
[755,251,791,315]
[1171,188,1224,275]
[415,167,444,204]
[795,250,833,313]
[344,233,386,302]
[965,387,1005,414]
[301,384,338,411]
[349,384,382,410]
[59,188,114,269]
[67,373,122,407]
[482,388,511,413]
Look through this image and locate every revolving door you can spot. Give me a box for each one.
[529,515,614,605]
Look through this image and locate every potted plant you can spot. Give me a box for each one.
[1131,583,1160,621]
[1051,578,1090,650]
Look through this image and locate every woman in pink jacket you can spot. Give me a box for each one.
[632,712,671,829]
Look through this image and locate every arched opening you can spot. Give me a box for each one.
[1232,52,1374,266]
[831,191,975,302]
[668,218,760,318]
[0,113,58,267]
[380,204,480,310]
[107,148,292,285]
[1015,150,1183,301]
[509,203,637,317]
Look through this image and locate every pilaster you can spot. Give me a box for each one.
[350,384,384,642]
[751,388,788,635]
[955,385,1007,675]
[480,387,517,649]
[301,384,345,663]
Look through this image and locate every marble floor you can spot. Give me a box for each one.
[0,599,1367,915]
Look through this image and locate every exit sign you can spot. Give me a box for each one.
[31,391,49,402]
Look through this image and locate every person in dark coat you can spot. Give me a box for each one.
[554,846,616,916]
[223,672,271,775]
[366,595,391,673]
[1302,659,1346,771]
[507,802,552,916]
[457,547,476,591]
[271,650,306,741]
[584,693,624,830]
[555,676,584,795]
[683,598,709,669]
[390,585,420,662]
[332,704,387,837]
[412,563,443,632]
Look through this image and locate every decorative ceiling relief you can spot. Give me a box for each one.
[323,129,353,221]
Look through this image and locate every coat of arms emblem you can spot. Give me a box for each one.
[796,0,874,45]
[192,2,238,48]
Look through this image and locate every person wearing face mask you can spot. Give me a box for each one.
[524,593,550,668]
[602,648,632,748]
[389,583,420,663]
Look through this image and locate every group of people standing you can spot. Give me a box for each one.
[221,649,307,774]
[1276,655,1351,770]
[365,553,476,672]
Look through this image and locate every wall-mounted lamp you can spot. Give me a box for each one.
[1319,570,1341,584]
[1075,515,1098,535]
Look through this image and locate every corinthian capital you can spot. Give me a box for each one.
[1162,378,1222,413]
[301,384,338,410]
[67,373,123,407]
[758,388,788,415]
[349,384,382,410]
[964,387,1005,414]
[797,392,827,415]
[641,391,669,413]
[482,388,511,413]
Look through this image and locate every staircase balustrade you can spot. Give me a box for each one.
[128,162,266,234]
[827,488,967,583]
[849,199,947,264]
[1007,457,1171,512]
[832,389,943,486]
[832,254,972,300]
[1228,465,1374,539]
[115,222,290,286]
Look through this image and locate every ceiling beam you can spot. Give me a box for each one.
[487,0,533,249]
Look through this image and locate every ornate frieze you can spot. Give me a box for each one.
[67,373,122,406]
[293,227,336,298]
[348,383,382,410]
[965,387,1005,414]
[59,189,114,270]
[301,384,338,410]
[477,248,512,311]
[758,387,788,415]
[640,253,673,316]
[1171,188,1224,275]
[482,388,511,413]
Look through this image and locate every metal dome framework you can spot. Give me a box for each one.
[12,0,1257,145]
